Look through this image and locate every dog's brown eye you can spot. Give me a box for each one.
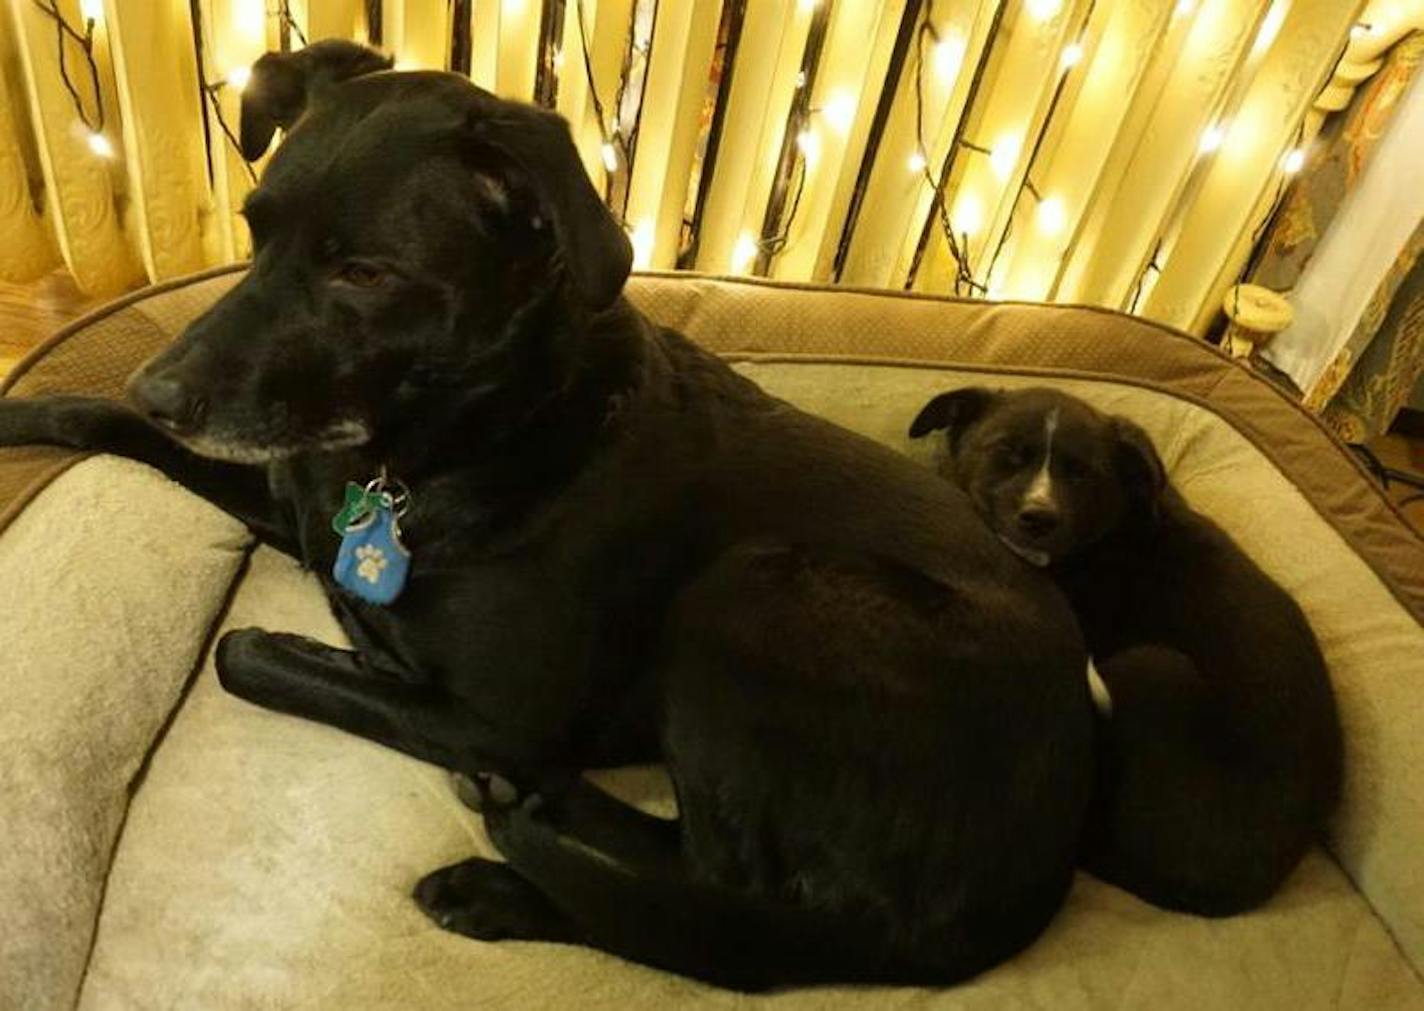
[337,262,388,288]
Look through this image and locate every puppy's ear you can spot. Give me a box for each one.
[468,107,632,310]
[240,41,393,161]
[1111,417,1166,510]
[908,388,996,442]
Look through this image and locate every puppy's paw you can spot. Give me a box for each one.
[413,858,578,943]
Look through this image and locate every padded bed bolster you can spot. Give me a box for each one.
[0,457,252,1009]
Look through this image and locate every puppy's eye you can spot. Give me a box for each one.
[995,443,1033,468]
[336,262,389,288]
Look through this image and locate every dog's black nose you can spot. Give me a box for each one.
[1017,506,1059,538]
[129,372,207,435]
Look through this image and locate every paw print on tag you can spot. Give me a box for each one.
[356,544,388,584]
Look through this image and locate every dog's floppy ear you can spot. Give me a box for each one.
[1111,417,1166,510]
[467,107,632,310]
[908,388,996,442]
[240,40,393,161]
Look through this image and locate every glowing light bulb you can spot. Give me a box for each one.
[227,65,252,91]
[989,133,1021,178]
[798,0,818,11]
[1174,0,1196,15]
[79,0,103,23]
[553,48,565,71]
[1282,147,1306,174]
[796,129,821,169]
[1251,0,1288,57]
[932,34,966,82]
[823,90,856,134]
[1198,124,1225,154]
[503,0,524,12]
[907,149,927,173]
[1036,196,1067,236]
[630,219,654,270]
[1060,43,1084,69]
[601,141,619,173]
[1025,0,1062,22]
[953,192,984,237]
[731,233,758,274]
[234,0,265,40]
[87,131,114,158]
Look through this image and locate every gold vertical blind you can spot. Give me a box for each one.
[1,0,1405,337]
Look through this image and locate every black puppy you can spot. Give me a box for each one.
[0,44,1094,989]
[910,387,1342,916]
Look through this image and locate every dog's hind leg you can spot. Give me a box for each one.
[0,396,295,550]
[214,628,547,786]
[413,856,585,944]
[415,776,681,947]
[415,777,875,991]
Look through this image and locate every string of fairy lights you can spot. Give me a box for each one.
[749,0,835,276]
[20,0,1398,319]
[30,0,110,158]
[1124,0,1355,317]
[192,0,258,187]
[572,0,628,202]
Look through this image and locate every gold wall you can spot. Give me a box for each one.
[0,0,1406,337]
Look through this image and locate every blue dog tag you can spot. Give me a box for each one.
[332,477,411,605]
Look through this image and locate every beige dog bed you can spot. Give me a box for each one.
[2,269,1422,1010]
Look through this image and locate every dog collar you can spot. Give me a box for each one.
[331,469,412,605]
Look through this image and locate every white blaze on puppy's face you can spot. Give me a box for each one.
[1022,408,1060,513]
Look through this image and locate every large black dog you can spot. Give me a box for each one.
[0,44,1095,989]
[910,387,1342,916]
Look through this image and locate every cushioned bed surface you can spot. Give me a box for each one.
[2,270,1422,1009]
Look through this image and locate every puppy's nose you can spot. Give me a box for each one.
[128,371,207,436]
[1016,505,1060,538]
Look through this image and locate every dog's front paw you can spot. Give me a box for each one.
[214,627,333,704]
[213,627,275,699]
[413,858,578,943]
[0,398,59,448]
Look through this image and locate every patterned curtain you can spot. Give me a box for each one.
[1318,224,1424,440]
[1252,33,1424,440]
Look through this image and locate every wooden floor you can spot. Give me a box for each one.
[1373,430,1424,526]
[1,269,1421,527]
[0,270,103,376]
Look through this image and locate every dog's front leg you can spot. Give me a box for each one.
[215,628,544,786]
[0,395,294,550]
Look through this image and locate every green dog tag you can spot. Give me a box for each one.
[331,482,379,534]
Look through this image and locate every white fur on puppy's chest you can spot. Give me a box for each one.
[1021,409,1059,511]
[1087,658,1113,716]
